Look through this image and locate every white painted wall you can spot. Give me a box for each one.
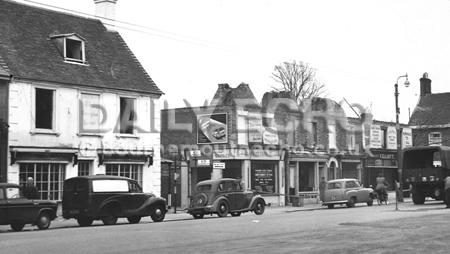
[7,80,161,196]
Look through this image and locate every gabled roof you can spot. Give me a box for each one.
[409,93,450,126]
[0,0,162,95]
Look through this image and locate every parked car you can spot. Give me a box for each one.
[62,175,167,226]
[322,178,375,209]
[187,178,266,219]
[0,183,57,231]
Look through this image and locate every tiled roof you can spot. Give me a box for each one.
[409,93,450,126]
[0,0,162,95]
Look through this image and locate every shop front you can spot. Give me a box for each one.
[363,150,398,190]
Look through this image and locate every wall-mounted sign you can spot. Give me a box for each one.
[370,125,382,149]
[386,126,397,150]
[248,113,263,143]
[197,113,228,144]
[190,150,201,157]
[213,162,226,169]
[263,127,279,145]
[197,159,211,166]
[402,128,413,148]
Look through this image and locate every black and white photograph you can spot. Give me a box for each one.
[1,0,450,253]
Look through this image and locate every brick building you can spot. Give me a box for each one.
[409,73,450,147]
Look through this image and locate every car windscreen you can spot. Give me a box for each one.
[92,180,129,192]
[196,184,212,192]
[6,187,22,199]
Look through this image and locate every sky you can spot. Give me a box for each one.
[15,0,450,123]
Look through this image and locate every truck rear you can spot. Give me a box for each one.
[402,146,450,204]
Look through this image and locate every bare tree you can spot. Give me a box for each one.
[272,60,326,103]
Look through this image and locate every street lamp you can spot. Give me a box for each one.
[394,73,410,204]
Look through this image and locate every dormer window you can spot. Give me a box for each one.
[50,33,86,64]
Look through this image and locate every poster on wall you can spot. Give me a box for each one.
[402,127,413,148]
[263,127,279,145]
[248,113,263,143]
[386,126,397,150]
[197,113,228,144]
[252,167,275,193]
[370,124,382,148]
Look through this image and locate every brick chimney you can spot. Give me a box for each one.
[94,0,118,30]
[420,72,432,96]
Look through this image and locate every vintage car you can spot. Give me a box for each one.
[62,175,167,226]
[187,178,266,219]
[322,178,375,209]
[0,183,58,231]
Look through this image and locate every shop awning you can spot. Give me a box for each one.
[98,148,154,166]
[10,146,78,165]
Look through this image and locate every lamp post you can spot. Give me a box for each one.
[394,73,410,203]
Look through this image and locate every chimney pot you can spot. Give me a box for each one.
[94,0,118,30]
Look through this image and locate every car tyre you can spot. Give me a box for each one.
[36,212,51,230]
[77,217,94,227]
[347,197,356,208]
[127,216,141,224]
[327,204,334,209]
[367,197,374,207]
[412,188,425,205]
[192,213,204,219]
[150,204,166,222]
[253,200,265,215]
[102,215,118,225]
[231,212,241,217]
[11,223,25,232]
[216,200,229,217]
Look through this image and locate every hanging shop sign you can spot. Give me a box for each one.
[197,113,228,144]
[402,128,413,148]
[386,126,397,150]
[248,113,263,143]
[369,125,382,149]
[213,162,226,169]
[263,127,279,145]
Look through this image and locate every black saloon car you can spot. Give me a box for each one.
[62,175,167,226]
[187,178,266,219]
[0,183,57,231]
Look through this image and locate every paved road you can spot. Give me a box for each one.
[1,200,449,254]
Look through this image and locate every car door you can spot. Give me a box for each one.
[325,182,345,202]
[0,187,7,224]
[6,186,37,224]
[227,181,248,211]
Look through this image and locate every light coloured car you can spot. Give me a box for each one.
[322,178,375,209]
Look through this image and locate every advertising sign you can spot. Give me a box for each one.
[251,168,275,193]
[248,113,263,143]
[263,127,279,145]
[402,128,413,148]
[213,162,226,169]
[370,125,382,149]
[386,126,397,150]
[197,113,228,144]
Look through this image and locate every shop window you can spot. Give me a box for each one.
[429,132,442,146]
[251,162,276,193]
[77,160,92,176]
[105,164,143,187]
[35,88,54,130]
[19,163,66,200]
[117,97,136,134]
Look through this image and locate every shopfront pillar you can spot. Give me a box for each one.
[242,160,250,189]
[278,160,285,206]
[180,161,189,209]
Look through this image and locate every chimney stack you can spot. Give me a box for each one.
[420,72,432,96]
[94,0,118,30]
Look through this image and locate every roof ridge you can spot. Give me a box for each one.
[112,32,163,95]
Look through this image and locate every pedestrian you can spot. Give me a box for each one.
[375,173,389,204]
[22,177,39,199]
[319,177,327,202]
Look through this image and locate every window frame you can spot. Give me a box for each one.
[64,36,86,63]
[428,132,442,146]
[33,87,57,133]
[117,96,137,135]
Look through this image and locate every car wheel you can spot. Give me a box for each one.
[36,212,51,230]
[444,188,450,208]
[77,217,94,227]
[216,200,229,217]
[10,223,25,232]
[127,216,141,224]
[231,212,241,217]
[412,188,425,205]
[102,215,118,225]
[327,204,334,209]
[367,197,373,207]
[192,213,204,219]
[347,197,356,208]
[150,204,166,222]
[253,200,265,215]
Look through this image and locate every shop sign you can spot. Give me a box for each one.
[190,150,201,157]
[251,149,279,160]
[213,162,226,169]
[213,148,249,160]
[370,125,382,148]
[252,168,275,193]
[386,126,397,150]
[197,113,228,144]
[248,113,263,143]
[263,127,279,145]
[402,128,413,148]
[197,159,210,166]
